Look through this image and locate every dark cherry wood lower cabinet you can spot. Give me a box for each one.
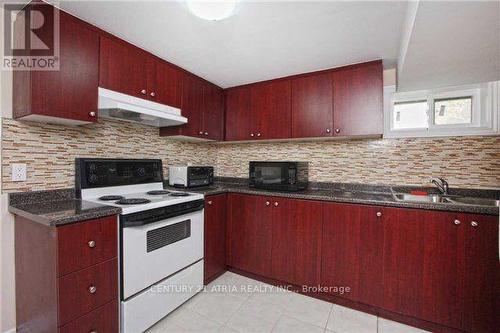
[271,198,322,287]
[14,215,119,332]
[225,194,499,333]
[227,194,273,277]
[59,300,118,333]
[321,203,384,307]
[204,194,227,284]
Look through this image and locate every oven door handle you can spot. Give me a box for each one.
[122,201,204,228]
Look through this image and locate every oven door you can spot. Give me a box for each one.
[121,209,203,299]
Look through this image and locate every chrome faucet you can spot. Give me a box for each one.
[430,177,449,195]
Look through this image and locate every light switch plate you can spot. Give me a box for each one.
[11,163,27,181]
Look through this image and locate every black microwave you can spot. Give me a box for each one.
[249,161,309,191]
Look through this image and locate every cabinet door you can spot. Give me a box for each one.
[227,194,272,277]
[202,83,224,141]
[250,80,291,140]
[204,194,227,283]
[146,58,182,108]
[291,73,333,138]
[179,73,204,137]
[99,36,147,99]
[321,203,384,306]
[332,60,383,136]
[271,198,322,287]
[28,10,99,122]
[419,210,464,329]
[382,208,425,317]
[462,213,499,333]
[225,87,251,141]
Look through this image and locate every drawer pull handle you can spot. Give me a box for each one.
[376,212,382,217]
[207,200,212,205]
[471,221,478,227]
[265,201,270,206]
[89,331,97,333]
[454,219,461,225]
[88,285,97,294]
[88,240,96,248]
[274,202,279,207]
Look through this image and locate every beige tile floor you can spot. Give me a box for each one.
[147,272,429,333]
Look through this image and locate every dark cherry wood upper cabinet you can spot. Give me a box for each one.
[250,80,292,140]
[13,5,99,124]
[227,194,273,277]
[321,203,384,306]
[291,73,333,138]
[204,194,227,284]
[146,58,182,108]
[99,36,147,99]
[225,87,251,141]
[332,60,383,136]
[202,82,224,141]
[461,213,499,333]
[160,74,223,140]
[271,198,322,287]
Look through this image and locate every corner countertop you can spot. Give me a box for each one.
[8,189,122,226]
[166,179,500,216]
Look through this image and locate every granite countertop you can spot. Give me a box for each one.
[166,179,500,216]
[8,180,498,227]
[8,189,122,226]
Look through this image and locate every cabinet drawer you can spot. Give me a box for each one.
[58,216,117,276]
[59,299,118,333]
[58,258,118,325]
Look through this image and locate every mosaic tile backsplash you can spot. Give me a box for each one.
[1,118,499,192]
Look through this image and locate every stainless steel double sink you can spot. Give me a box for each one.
[391,192,500,207]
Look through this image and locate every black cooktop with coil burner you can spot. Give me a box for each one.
[115,198,152,205]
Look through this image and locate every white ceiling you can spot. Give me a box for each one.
[397,1,500,91]
[55,1,499,91]
[57,0,408,88]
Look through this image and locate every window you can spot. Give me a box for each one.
[434,96,472,125]
[384,81,499,138]
[393,100,428,129]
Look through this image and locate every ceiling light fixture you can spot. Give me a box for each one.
[186,1,237,21]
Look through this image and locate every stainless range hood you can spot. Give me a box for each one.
[98,87,187,127]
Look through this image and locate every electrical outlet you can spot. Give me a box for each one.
[11,163,27,182]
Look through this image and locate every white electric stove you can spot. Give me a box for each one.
[76,158,205,333]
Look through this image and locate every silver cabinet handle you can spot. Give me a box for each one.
[471,221,478,227]
[376,212,382,217]
[141,89,147,95]
[326,128,331,133]
[88,286,97,294]
[88,111,96,117]
[454,219,461,225]
[257,132,261,137]
[198,131,203,135]
[204,132,208,136]
[207,200,212,205]
[88,240,96,248]
[250,133,254,137]
[265,201,270,206]
[150,91,156,97]
[89,331,97,333]
[335,128,340,134]
[274,202,279,207]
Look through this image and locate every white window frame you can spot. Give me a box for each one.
[384,81,500,138]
